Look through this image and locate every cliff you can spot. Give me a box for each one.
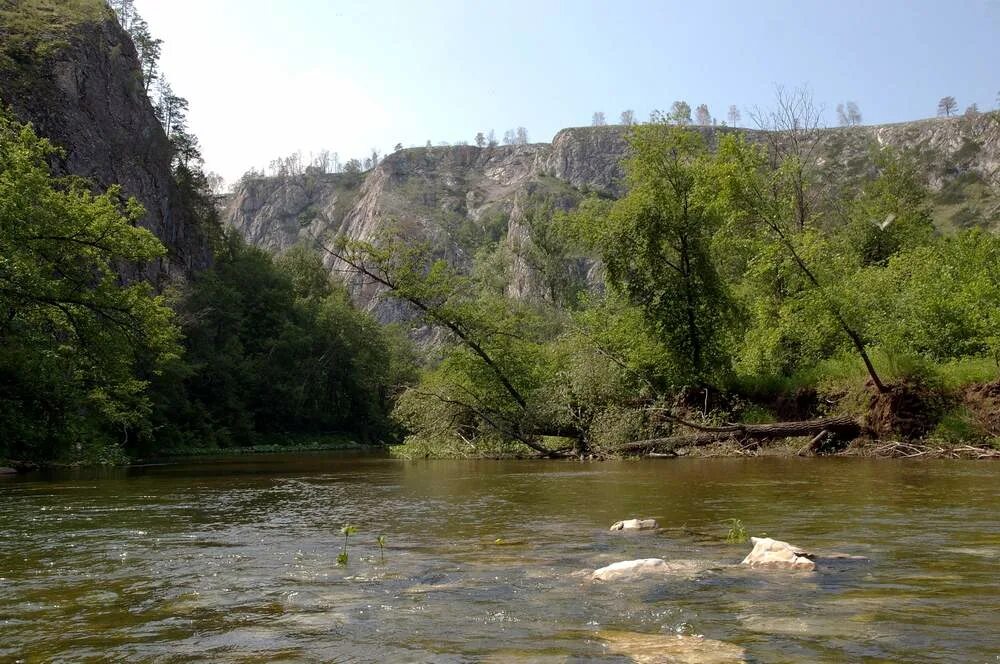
[0,0,213,282]
[223,113,1000,320]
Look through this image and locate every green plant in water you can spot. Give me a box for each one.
[376,534,386,561]
[338,523,358,565]
[725,518,748,544]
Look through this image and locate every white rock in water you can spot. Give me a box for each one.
[592,558,670,581]
[741,536,816,571]
[609,518,659,531]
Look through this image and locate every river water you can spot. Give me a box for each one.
[0,454,997,662]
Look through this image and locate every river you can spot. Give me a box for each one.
[1,454,997,662]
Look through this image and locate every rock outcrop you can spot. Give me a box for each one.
[0,2,213,283]
[223,115,1000,321]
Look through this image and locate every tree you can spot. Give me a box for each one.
[592,111,607,126]
[846,101,862,126]
[487,130,497,147]
[836,103,848,126]
[150,235,408,450]
[748,85,824,231]
[0,109,178,461]
[695,104,711,126]
[502,129,515,145]
[568,123,732,383]
[324,235,574,457]
[515,127,529,144]
[474,132,486,147]
[127,15,162,92]
[620,110,635,126]
[205,171,226,195]
[837,102,862,126]
[393,142,403,152]
[153,77,188,139]
[964,103,980,118]
[937,96,957,116]
[343,158,362,174]
[727,105,740,126]
[668,100,691,125]
[710,132,889,392]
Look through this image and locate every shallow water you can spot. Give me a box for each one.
[0,454,997,662]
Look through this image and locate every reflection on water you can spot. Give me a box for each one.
[0,455,997,662]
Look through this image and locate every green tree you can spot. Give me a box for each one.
[0,109,178,462]
[710,132,889,391]
[568,123,732,384]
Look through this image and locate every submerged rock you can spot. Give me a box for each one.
[741,537,815,571]
[599,630,747,663]
[609,518,659,531]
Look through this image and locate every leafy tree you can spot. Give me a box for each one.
[474,132,486,147]
[568,123,732,384]
[147,235,406,450]
[695,103,711,126]
[727,105,740,126]
[710,132,888,390]
[669,100,692,125]
[846,101,862,125]
[0,109,178,462]
[937,96,957,116]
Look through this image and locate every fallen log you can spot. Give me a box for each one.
[620,415,861,455]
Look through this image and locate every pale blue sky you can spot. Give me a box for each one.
[134,0,1000,184]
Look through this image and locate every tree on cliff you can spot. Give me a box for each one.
[592,112,607,126]
[668,101,692,125]
[474,132,486,147]
[937,96,957,116]
[695,104,711,125]
[727,105,740,126]
[516,127,529,144]
[836,102,862,126]
[620,110,635,125]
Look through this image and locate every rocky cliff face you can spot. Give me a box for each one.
[0,2,213,283]
[224,115,1000,320]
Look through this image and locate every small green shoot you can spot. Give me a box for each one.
[376,534,386,562]
[338,523,358,565]
[725,518,748,544]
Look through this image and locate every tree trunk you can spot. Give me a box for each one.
[619,415,860,455]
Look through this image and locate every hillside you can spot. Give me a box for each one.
[223,114,1000,319]
[0,0,213,282]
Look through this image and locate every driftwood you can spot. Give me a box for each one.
[620,415,861,455]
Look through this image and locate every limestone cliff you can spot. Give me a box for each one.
[0,1,213,282]
[224,115,1000,320]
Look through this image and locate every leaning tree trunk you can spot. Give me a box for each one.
[619,415,861,455]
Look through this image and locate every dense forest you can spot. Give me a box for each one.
[1,1,998,466]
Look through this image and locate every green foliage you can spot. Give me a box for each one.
[0,0,107,68]
[566,123,733,385]
[0,108,178,462]
[377,534,386,561]
[145,234,413,452]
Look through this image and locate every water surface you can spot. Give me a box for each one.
[1,455,997,662]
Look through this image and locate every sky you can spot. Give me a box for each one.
[133,0,1000,185]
